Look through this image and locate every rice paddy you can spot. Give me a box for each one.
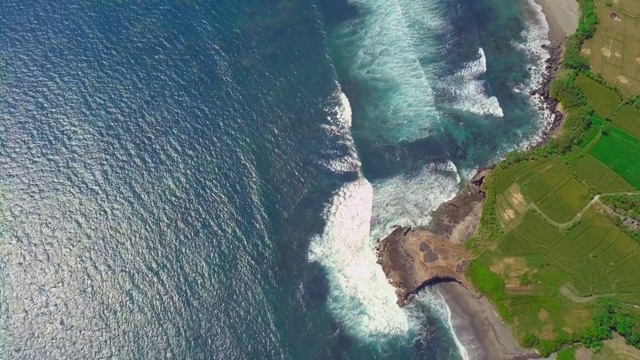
[470,71,640,345]
[582,0,640,96]
[465,0,640,354]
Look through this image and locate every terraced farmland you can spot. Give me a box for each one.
[582,0,640,96]
[469,75,640,348]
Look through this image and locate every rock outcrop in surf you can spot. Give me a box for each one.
[376,170,490,305]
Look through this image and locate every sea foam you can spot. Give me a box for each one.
[405,289,470,360]
[370,162,460,242]
[444,48,504,118]
[321,91,361,174]
[334,0,449,142]
[311,90,409,339]
[508,0,555,150]
[310,90,461,343]
[308,177,410,338]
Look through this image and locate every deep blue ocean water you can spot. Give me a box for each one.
[0,0,550,358]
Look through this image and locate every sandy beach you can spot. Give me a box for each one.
[438,282,538,360]
[534,0,581,41]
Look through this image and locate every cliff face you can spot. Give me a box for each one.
[376,170,489,305]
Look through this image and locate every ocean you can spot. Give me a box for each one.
[0,0,549,358]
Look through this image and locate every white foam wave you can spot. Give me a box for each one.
[310,91,462,344]
[514,0,551,99]
[406,289,470,360]
[321,90,362,174]
[335,0,449,142]
[308,178,410,338]
[445,48,504,118]
[505,0,556,150]
[370,163,460,242]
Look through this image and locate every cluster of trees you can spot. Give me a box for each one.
[601,194,640,221]
[521,302,640,356]
[564,0,599,71]
[600,194,640,243]
[582,301,640,349]
[547,0,601,154]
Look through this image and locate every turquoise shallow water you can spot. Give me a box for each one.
[0,0,548,358]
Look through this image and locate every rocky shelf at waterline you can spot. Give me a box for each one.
[374,37,568,307]
[376,169,490,306]
[530,40,566,146]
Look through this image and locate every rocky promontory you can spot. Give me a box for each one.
[375,169,539,359]
[376,169,490,305]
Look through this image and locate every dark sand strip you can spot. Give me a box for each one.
[437,282,539,360]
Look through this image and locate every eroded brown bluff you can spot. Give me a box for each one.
[376,169,490,305]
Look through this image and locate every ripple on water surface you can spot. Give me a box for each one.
[0,1,346,358]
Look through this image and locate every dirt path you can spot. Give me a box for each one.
[560,285,599,303]
[560,284,624,304]
[525,191,640,229]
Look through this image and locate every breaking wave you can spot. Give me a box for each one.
[309,90,462,346]
[308,0,559,351]
[509,0,555,150]
[444,48,504,118]
[312,91,410,338]
[370,162,460,242]
[321,91,361,174]
[406,288,470,360]
[332,0,449,142]
[308,177,410,338]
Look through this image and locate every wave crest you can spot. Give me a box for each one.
[321,90,361,174]
[370,163,460,241]
[333,0,449,142]
[308,178,410,338]
[444,48,504,118]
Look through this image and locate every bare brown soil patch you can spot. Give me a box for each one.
[507,183,527,213]
[537,321,558,340]
[504,208,515,220]
[491,257,531,287]
[538,309,550,321]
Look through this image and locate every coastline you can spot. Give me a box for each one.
[376,0,581,358]
[437,282,539,360]
[532,0,580,42]
[438,0,581,358]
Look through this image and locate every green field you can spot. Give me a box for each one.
[538,178,590,223]
[470,146,640,347]
[612,106,640,138]
[467,80,640,352]
[570,154,634,193]
[557,347,576,360]
[577,76,621,118]
[589,132,640,188]
[582,0,640,96]
[464,0,640,356]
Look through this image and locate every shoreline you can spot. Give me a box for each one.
[437,282,539,360]
[532,0,580,42]
[376,0,581,358]
[440,0,581,358]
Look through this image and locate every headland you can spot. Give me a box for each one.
[376,0,582,358]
